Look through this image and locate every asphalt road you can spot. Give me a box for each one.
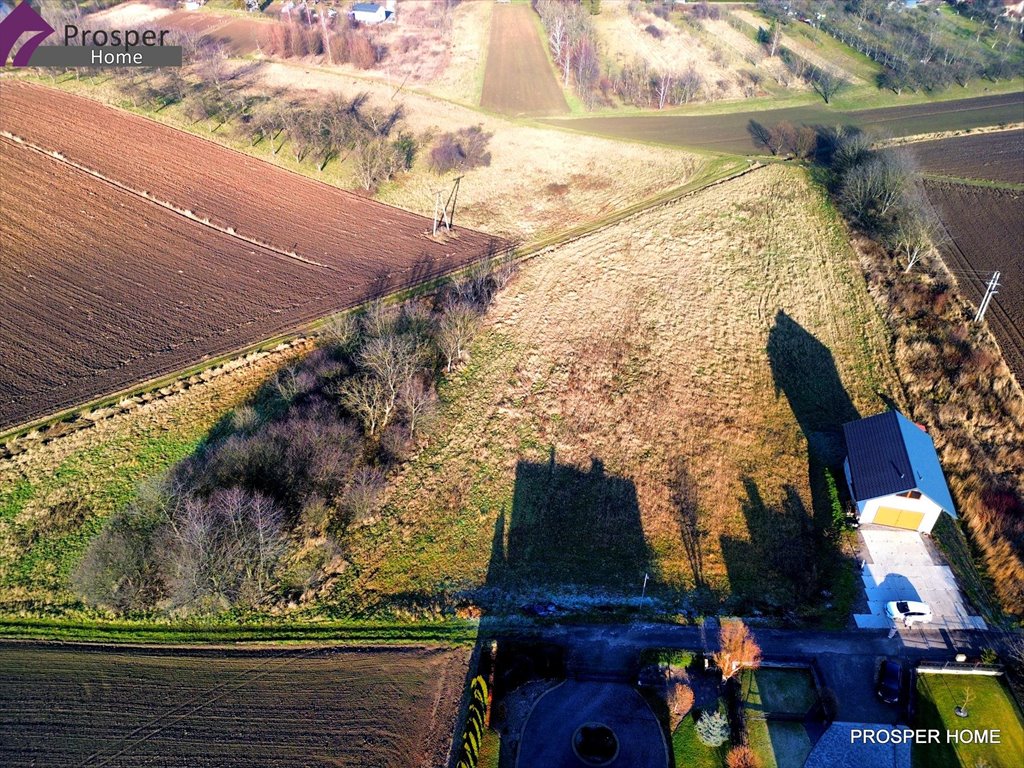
[542,91,1024,153]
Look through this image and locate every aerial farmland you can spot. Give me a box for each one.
[1,1,1023,767]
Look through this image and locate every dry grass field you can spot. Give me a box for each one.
[593,1,755,101]
[331,165,897,615]
[254,62,703,240]
[0,643,468,768]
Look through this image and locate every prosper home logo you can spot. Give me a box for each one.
[0,2,53,66]
[0,2,181,68]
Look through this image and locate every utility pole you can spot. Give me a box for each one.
[431,176,462,236]
[639,572,649,610]
[974,271,1000,324]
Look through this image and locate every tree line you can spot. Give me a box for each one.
[75,257,517,615]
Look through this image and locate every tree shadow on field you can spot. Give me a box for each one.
[484,451,652,596]
[668,457,709,592]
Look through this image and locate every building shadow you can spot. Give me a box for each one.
[720,478,820,614]
[464,452,653,767]
[767,310,859,465]
[759,311,862,621]
[485,451,652,595]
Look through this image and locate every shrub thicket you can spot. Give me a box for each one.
[75,257,517,615]
[428,126,493,175]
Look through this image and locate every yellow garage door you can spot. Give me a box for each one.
[874,507,925,530]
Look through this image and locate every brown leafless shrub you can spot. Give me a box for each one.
[727,745,762,768]
[667,679,695,730]
[428,126,493,175]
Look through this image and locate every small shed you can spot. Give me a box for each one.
[351,2,388,24]
[842,410,956,533]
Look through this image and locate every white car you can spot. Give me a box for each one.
[885,600,933,627]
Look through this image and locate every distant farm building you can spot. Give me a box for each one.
[351,1,394,24]
[842,411,956,533]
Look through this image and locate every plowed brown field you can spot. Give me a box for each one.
[927,181,1024,383]
[0,642,469,768]
[0,82,501,431]
[912,129,1024,184]
[480,3,568,116]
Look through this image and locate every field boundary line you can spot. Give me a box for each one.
[920,172,1024,192]
[874,121,1024,149]
[0,133,332,271]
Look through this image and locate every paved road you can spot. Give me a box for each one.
[542,91,1024,153]
[485,619,1023,726]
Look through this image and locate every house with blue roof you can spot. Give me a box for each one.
[842,410,956,533]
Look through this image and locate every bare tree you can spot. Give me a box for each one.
[358,335,423,413]
[353,136,407,192]
[676,67,704,104]
[811,68,847,103]
[713,620,762,682]
[655,72,674,110]
[338,373,391,437]
[888,190,946,272]
[399,376,438,441]
[436,305,480,372]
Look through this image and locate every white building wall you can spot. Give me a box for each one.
[859,493,943,533]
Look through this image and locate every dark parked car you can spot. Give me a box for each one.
[876,659,904,705]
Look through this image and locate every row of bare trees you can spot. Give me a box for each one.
[824,129,946,273]
[75,257,517,615]
[535,0,602,108]
[759,0,1023,94]
[102,41,414,190]
[612,61,706,108]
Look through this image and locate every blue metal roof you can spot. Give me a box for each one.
[352,3,382,12]
[843,410,956,516]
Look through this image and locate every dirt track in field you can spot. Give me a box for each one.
[0,642,469,768]
[911,128,1024,184]
[545,91,1024,152]
[0,81,501,431]
[927,181,1024,385]
[480,3,569,117]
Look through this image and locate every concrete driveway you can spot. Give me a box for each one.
[853,527,985,631]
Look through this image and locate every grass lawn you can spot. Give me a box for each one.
[914,674,1024,768]
[672,713,728,768]
[741,667,818,716]
[746,718,813,768]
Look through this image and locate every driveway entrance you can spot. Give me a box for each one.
[853,527,986,631]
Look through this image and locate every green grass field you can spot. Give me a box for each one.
[672,713,728,768]
[914,674,1024,768]
[741,667,817,716]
